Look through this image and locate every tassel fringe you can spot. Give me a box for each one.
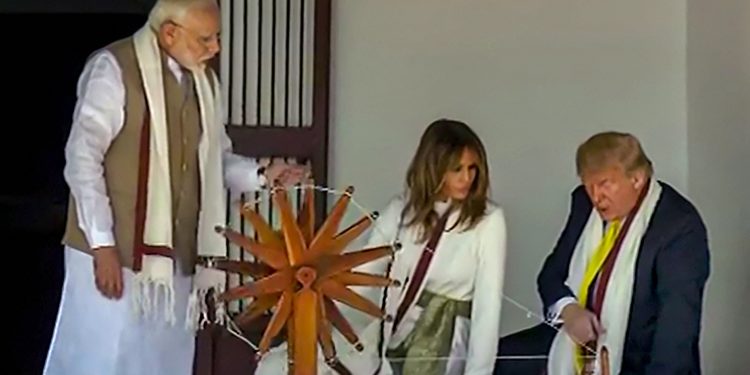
[130,273,177,326]
[185,265,228,332]
[184,286,227,332]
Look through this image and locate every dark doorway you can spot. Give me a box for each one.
[0,12,147,374]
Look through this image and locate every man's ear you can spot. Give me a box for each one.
[159,22,179,44]
[631,169,647,190]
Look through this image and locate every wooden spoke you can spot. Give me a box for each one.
[298,184,316,244]
[323,298,363,351]
[274,187,307,266]
[235,293,281,326]
[240,205,285,250]
[325,213,376,255]
[317,246,394,279]
[218,269,294,302]
[306,186,354,258]
[332,271,400,287]
[318,279,385,320]
[327,361,353,375]
[258,289,294,355]
[215,226,289,269]
[286,317,295,374]
[293,288,318,372]
[213,259,274,279]
[317,292,336,361]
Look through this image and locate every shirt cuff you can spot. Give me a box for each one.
[548,296,578,324]
[257,171,268,189]
[87,229,116,250]
[225,156,266,192]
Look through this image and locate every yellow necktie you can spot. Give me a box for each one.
[574,220,621,372]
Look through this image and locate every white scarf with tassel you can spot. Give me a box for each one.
[131,24,227,330]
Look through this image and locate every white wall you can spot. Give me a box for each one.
[330,0,687,335]
[687,0,750,372]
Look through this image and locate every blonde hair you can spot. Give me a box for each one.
[148,0,217,30]
[575,131,653,177]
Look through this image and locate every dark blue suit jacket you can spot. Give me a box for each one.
[537,181,710,375]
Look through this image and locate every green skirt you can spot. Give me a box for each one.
[386,290,472,375]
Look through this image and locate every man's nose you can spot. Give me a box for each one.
[591,186,604,204]
[207,39,220,55]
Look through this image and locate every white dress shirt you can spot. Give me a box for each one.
[64,49,265,249]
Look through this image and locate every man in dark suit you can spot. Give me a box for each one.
[495,131,710,375]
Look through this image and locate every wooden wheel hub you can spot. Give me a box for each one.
[295,267,317,287]
[210,184,397,375]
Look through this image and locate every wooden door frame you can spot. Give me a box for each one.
[211,0,331,222]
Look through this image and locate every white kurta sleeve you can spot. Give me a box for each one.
[465,208,508,374]
[63,51,125,249]
[220,126,267,192]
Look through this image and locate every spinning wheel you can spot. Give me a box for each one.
[211,184,398,375]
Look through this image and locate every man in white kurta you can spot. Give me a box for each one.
[44,1,306,374]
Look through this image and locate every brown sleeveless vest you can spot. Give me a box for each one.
[62,37,213,275]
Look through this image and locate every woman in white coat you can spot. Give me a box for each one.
[254,119,507,374]
[348,118,508,374]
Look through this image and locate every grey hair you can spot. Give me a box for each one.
[147,0,217,30]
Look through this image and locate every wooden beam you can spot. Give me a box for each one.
[226,126,324,159]
[313,0,332,223]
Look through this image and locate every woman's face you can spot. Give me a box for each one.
[440,147,479,201]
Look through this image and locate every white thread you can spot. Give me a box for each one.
[500,294,597,356]
[386,354,596,362]
[202,290,210,328]
[185,291,201,331]
[244,184,379,225]
[225,317,260,351]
